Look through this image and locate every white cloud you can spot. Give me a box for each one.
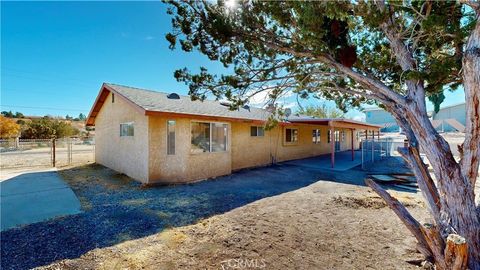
[247,88,295,107]
[352,114,366,122]
[144,36,155,41]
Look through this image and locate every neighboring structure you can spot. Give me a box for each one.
[365,102,466,133]
[86,83,380,184]
[431,103,466,132]
[364,107,399,132]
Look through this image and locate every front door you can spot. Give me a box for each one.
[334,131,341,152]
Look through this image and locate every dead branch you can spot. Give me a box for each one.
[365,178,433,259]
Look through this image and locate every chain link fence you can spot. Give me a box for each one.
[361,138,406,169]
[0,137,95,169]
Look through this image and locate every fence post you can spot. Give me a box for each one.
[371,140,374,162]
[361,140,364,169]
[52,138,56,167]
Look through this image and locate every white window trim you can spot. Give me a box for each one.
[166,120,175,155]
[251,126,265,137]
[120,122,134,137]
[190,121,229,154]
[313,129,320,144]
[284,127,299,145]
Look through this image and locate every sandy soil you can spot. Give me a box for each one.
[40,181,429,270]
[0,144,94,168]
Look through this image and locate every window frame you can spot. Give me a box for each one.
[167,120,175,155]
[284,128,299,144]
[250,126,265,137]
[120,122,134,137]
[190,121,228,154]
[312,129,320,144]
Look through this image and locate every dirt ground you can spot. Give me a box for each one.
[39,179,429,270]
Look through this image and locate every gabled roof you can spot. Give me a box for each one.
[86,83,270,126]
[86,83,381,130]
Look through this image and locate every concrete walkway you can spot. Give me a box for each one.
[283,150,362,171]
[0,168,81,231]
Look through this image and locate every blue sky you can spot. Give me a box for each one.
[1,1,465,119]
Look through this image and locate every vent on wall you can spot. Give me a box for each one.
[167,93,180,99]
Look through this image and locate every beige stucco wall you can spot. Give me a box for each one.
[94,92,149,182]
[230,124,360,170]
[148,116,232,184]
[95,96,372,184]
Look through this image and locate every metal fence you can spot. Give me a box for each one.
[361,138,406,169]
[0,137,95,169]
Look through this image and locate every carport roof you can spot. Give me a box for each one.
[86,83,381,130]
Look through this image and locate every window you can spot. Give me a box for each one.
[312,129,320,144]
[250,126,265,137]
[167,120,175,155]
[327,130,331,143]
[285,128,298,143]
[341,130,345,142]
[191,122,228,153]
[356,131,360,141]
[112,93,115,103]
[120,122,134,137]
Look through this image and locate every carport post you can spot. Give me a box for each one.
[329,122,335,168]
[351,128,354,161]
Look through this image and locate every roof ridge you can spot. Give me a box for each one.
[104,82,268,111]
[104,82,192,98]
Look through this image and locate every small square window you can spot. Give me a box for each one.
[285,128,298,143]
[250,126,264,137]
[120,122,134,137]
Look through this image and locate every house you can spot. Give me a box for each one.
[432,103,466,132]
[86,83,381,184]
[365,102,466,133]
[365,107,400,132]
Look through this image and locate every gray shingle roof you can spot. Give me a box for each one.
[106,83,271,121]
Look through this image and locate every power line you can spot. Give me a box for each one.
[2,67,99,86]
[0,104,89,112]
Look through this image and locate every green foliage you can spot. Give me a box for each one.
[1,111,25,118]
[164,1,475,113]
[78,113,86,121]
[428,92,446,114]
[21,119,80,139]
[298,104,345,119]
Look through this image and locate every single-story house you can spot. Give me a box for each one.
[86,83,381,184]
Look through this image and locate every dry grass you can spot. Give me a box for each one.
[39,181,429,270]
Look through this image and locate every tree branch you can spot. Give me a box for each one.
[460,18,480,186]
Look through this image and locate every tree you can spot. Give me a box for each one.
[298,104,345,119]
[78,113,86,121]
[0,115,20,138]
[65,115,73,120]
[428,92,446,115]
[1,111,14,118]
[14,112,24,118]
[165,1,480,268]
[21,119,80,139]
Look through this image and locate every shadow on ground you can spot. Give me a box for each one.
[0,155,411,269]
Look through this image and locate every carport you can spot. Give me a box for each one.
[287,118,381,168]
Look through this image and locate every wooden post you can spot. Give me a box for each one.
[330,123,335,168]
[351,128,354,161]
[52,138,56,167]
[377,130,380,140]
